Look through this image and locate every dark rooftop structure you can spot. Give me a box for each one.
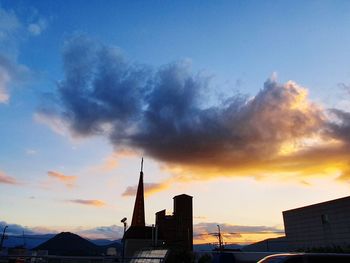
[156,194,193,251]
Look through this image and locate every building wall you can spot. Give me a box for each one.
[283,196,350,249]
[156,210,177,246]
[156,194,193,251]
[174,194,193,251]
[124,239,153,258]
[243,237,290,252]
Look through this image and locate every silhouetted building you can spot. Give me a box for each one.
[124,159,155,258]
[243,236,290,252]
[283,196,350,250]
[131,158,145,227]
[123,226,163,258]
[156,194,193,251]
[124,159,193,259]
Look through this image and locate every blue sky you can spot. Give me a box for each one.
[1,0,350,244]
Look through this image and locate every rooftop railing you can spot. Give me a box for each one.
[0,255,165,263]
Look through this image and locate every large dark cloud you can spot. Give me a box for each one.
[327,108,350,144]
[39,36,350,181]
[54,36,148,136]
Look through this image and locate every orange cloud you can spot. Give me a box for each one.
[0,171,19,185]
[90,148,139,173]
[122,181,170,197]
[38,50,350,188]
[193,222,284,245]
[47,171,77,188]
[68,199,106,207]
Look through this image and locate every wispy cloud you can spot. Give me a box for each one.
[0,221,123,240]
[28,18,47,36]
[0,170,19,185]
[0,6,46,103]
[77,225,123,240]
[67,199,106,207]
[25,149,37,155]
[34,111,69,136]
[0,54,30,104]
[47,171,77,188]
[90,148,138,174]
[122,181,170,197]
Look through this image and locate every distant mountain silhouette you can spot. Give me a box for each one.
[89,238,122,247]
[34,232,106,256]
[4,233,122,255]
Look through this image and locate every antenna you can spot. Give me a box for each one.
[23,230,26,248]
[141,157,144,173]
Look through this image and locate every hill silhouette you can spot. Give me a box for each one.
[35,232,103,256]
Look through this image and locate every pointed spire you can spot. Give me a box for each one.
[141,157,143,173]
[131,158,145,227]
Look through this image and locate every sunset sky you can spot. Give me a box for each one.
[1,0,350,245]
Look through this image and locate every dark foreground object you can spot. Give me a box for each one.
[258,253,350,263]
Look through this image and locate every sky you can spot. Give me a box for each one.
[1,0,350,245]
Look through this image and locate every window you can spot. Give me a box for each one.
[321,214,329,225]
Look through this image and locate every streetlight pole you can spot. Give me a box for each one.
[0,226,8,251]
[121,218,127,262]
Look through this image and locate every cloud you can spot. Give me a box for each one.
[77,225,123,240]
[34,110,70,136]
[194,222,283,235]
[47,171,77,188]
[0,7,22,101]
[193,222,284,244]
[0,170,19,185]
[0,221,123,240]
[38,36,350,186]
[0,7,21,52]
[0,54,30,103]
[28,18,47,36]
[0,221,38,235]
[0,6,46,103]
[90,148,138,174]
[25,149,37,155]
[67,199,106,207]
[1,220,282,243]
[122,182,170,197]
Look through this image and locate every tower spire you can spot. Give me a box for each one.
[131,158,145,227]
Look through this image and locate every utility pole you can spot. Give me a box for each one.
[0,226,8,251]
[217,225,223,252]
[22,231,26,248]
